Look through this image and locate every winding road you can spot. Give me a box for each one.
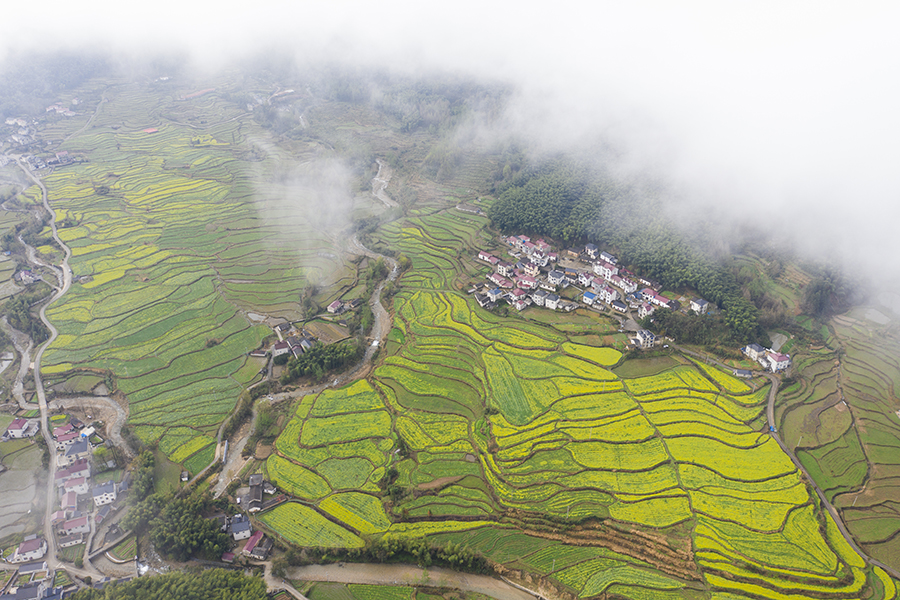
[14,158,103,579]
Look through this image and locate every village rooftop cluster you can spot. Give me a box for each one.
[472,235,790,371]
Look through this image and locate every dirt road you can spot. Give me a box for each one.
[287,564,537,600]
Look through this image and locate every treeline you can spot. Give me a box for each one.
[121,452,229,562]
[69,568,266,600]
[488,159,766,342]
[274,535,489,575]
[279,338,363,384]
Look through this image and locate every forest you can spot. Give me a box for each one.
[69,568,266,600]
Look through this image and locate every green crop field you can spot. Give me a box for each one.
[27,72,900,600]
[778,307,900,572]
[36,77,370,469]
[263,206,900,600]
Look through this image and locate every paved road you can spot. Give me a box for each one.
[15,159,102,580]
[287,564,536,600]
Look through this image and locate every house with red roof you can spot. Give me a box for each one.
[9,538,47,563]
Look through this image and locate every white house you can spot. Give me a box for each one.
[582,291,597,306]
[63,477,89,496]
[593,260,619,280]
[92,481,116,506]
[59,516,90,536]
[635,330,656,349]
[690,298,710,314]
[545,294,560,310]
[532,289,549,307]
[231,515,252,541]
[584,243,598,259]
[272,341,290,357]
[516,275,537,290]
[55,431,80,452]
[326,300,343,314]
[6,418,38,439]
[56,460,90,486]
[58,534,83,549]
[598,286,619,304]
[547,270,565,286]
[743,343,766,361]
[638,302,656,319]
[9,538,47,563]
[61,439,90,467]
[767,352,791,372]
[600,251,617,264]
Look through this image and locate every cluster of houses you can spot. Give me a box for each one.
[475,237,693,320]
[743,343,792,372]
[265,321,317,361]
[46,420,119,555]
[0,554,66,600]
[215,510,273,564]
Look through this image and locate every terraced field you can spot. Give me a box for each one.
[268,211,900,599]
[37,79,360,465]
[779,306,900,571]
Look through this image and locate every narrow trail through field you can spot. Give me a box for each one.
[677,345,900,579]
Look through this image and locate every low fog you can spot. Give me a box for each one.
[3,1,899,285]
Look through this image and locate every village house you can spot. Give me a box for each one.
[529,252,549,268]
[58,534,83,549]
[635,330,656,349]
[767,352,791,372]
[477,251,499,265]
[600,251,617,264]
[92,481,116,506]
[231,515,252,541]
[50,511,67,526]
[611,300,628,313]
[691,298,710,314]
[474,293,492,309]
[563,267,579,284]
[242,531,265,558]
[487,272,508,288]
[598,286,619,305]
[8,538,47,563]
[585,243,599,259]
[743,343,766,361]
[326,300,344,314]
[496,262,514,277]
[63,477,89,497]
[593,261,619,280]
[545,294,561,311]
[577,271,594,287]
[638,302,656,319]
[54,431,80,452]
[56,460,90,487]
[60,439,90,467]
[59,516,90,537]
[515,275,537,290]
[512,298,529,311]
[61,491,78,511]
[582,291,597,306]
[272,341,290,357]
[733,368,754,379]
[6,418,38,439]
[52,423,73,438]
[532,289,549,307]
[523,261,541,277]
[487,288,504,303]
[547,270,565,287]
